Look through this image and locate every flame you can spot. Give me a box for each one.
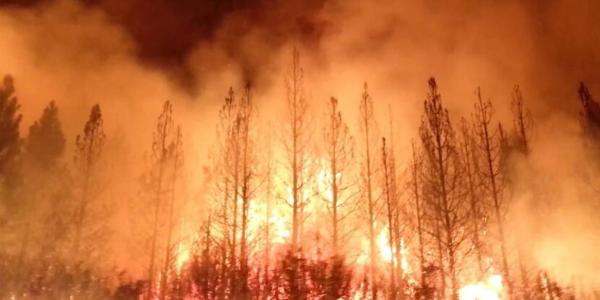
[378,228,393,263]
[459,274,503,300]
[175,241,190,273]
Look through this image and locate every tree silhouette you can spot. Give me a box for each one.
[72,104,106,262]
[419,78,468,299]
[358,82,380,299]
[0,75,22,192]
[473,88,512,297]
[25,101,65,170]
[143,100,184,299]
[322,96,355,254]
[458,118,486,278]
[283,47,311,252]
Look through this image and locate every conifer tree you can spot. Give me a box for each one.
[72,104,105,262]
[419,78,468,299]
[0,75,22,192]
[358,83,380,299]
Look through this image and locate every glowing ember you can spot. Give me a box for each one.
[459,274,503,300]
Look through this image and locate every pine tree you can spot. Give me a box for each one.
[322,96,354,254]
[510,85,533,300]
[473,88,512,297]
[72,104,106,262]
[458,118,485,278]
[0,75,22,192]
[578,82,600,140]
[511,86,532,155]
[283,48,311,252]
[25,101,65,170]
[381,137,397,298]
[419,78,468,299]
[238,83,257,298]
[358,83,380,299]
[143,100,184,299]
[19,101,67,279]
[408,142,429,296]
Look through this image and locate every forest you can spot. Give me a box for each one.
[1,46,599,299]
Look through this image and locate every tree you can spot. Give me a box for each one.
[207,87,239,298]
[510,85,533,300]
[322,97,355,254]
[238,83,257,298]
[511,86,532,155]
[381,137,398,298]
[159,125,183,300]
[143,100,184,299]
[261,132,275,300]
[18,101,67,279]
[419,78,468,299]
[473,88,512,297]
[386,109,406,299]
[408,142,429,295]
[358,82,380,299]
[25,101,66,170]
[578,82,600,140]
[208,84,257,298]
[72,104,106,262]
[458,118,486,278]
[0,75,22,192]
[283,48,311,252]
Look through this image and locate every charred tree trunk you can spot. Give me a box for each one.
[474,88,512,298]
[381,138,397,299]
[359,83,379,299]
[410,143,427,289]
[459,119,485,278]
[420,78,467,300]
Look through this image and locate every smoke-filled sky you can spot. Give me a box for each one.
[2,0,600,289]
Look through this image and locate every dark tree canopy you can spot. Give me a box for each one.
[26,101,66,170]
[579,82,600,139]
[0,75,22,179]
[75,104,105,173]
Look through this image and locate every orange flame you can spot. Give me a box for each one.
[459,274,503,300]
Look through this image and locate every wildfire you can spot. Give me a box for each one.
[459,274,504,300]
[175,241,190,273]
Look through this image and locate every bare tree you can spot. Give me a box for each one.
[238,83,257,298]
[322,97,355,254]
[408,142,426,287]
[458,118,486,278]
[262,131,275,300]
[208,84,258,298]
[419,78,468,300]
[144,101,183,299]
[381,137,397,298]
[473,88,512,297]
[387,109,406,300]
[159,125,183,300]
[511,86,532,155]
[72,104,105,262]
[215,87,237,298]
[511,85,533,300]
[358,82,379,299]
[283,48,310,252]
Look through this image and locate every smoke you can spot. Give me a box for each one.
[1,0,600,291]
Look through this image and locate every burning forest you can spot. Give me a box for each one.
[1,0,600,299]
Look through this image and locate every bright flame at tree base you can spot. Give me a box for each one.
[459,274,504,300]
